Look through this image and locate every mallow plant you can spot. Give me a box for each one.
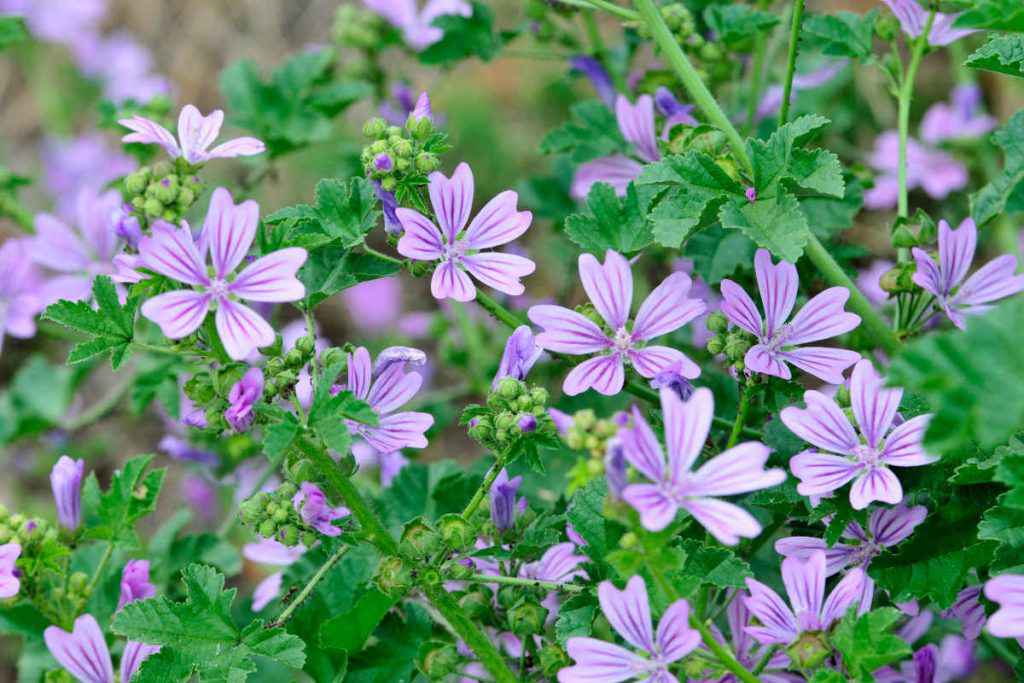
[2,0,1024,681]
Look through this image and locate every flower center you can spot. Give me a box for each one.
[852,443,880,466]
[208,278,230,299]
[612,326,633,352]
[764,323,794,351]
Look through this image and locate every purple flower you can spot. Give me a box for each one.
[921,85,996,145]
[493,325,542,389]
[0,543,21,598]
[604,437,628,499]
[864,132,967,210]
[521,542,587,584]
[158,435,218,465]
[121,642,161,683]
[558,575,700,683]
[0,239,44,350]
[571,95,662,200]
[721,248,861,384]
[396,162,535,301]
[858,259,895,306]
[984,573,1024,639]
[529,250,705,396]
[42,134,135,209]
[225,367,263,432]
[50,455,84,531]
[648,361,695,401]
[776,503,927,574]
[566,523,586,547]
[292,482,349,537]
[31,188,123,303]
[181,474,218,520]
[363,0,471,51]
[785,359,936,509]
[912,218,1024,329]
[118,560,155,609]
[620,387,786,544]
[490,468,524,532]
[409,91,433,124]
[73,31,171,104]
[881,0,977,46]
[654,87,697,140]
[119,104,265,164]
[570,55,616,109]
[44,614,115,683]
[342,276,403,334]
[744,550,866,645]
[756,61,847,123]
[137,188,307,360]
[0,0,104,50]
[244,538,305,611]
[339,346,434,453]
[877,636,975,683]
[941,585,985,640]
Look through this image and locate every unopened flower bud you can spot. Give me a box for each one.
[497,585,520,610]
[517,414,538,433]
[321,347,346,368]
[400,518,440,558]
[258,519,277,538]
[891,224,918,248]
[497,377,521,399]
[285,348,306,368]
[438,513,474,551]
[539,643,570,676]
[418,642,461,680]
[279,524,300,546]
[459,590,492,620]
[363,117,388,139]
[508,601,548,636]
[143,197,164,217]
[875,14,900,41]
[415,152,439,174]
[376,556,413,595]
[787,631,831,670]
[529,387,548,405]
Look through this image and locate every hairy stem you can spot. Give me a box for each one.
[473,290,527,329]
[561,0,639,21]
[461,454,507,521]
[460,573,585,593]
[897,11,935,225]
[777,0,806,125]
[726,383,751,449]
[270,545,350,628]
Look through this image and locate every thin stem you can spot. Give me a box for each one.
[633,0,750,173]
[362,243,405,266]
[752,645,779,675]
[269,545,350,628]
[452,302,488,394]
[78,542,114,613]
[461,455,507,521]
[62,368,137,431]
[460,573,585,594]
[304,306,320,386]
[473,290,526,329]
[896,11,935,224]
[560,0,639,21]
[726,383,751,449]
[777,0,806,125]
[804,235,901,355]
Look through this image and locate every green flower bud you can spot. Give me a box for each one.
[296,335,316,356]
[272,508,289,523]
[495,428,509,443]
[406,114,434,141]
[400,518,441,558]
[152,175,179,203]
[724,333,750,361]
[529,387,548,406]
[574,409,596,431]
[131,196,145,210]
[706,335,725,355]
[459,590,493,621]
[362,117,388,139]
[891,224,918,248]
[143,197,164,217]
[376,556,413,595]
[699,42,723,62]
[380,176,397,192]
[497,377,521,399]
[69,571,89,593]
[594,419,617,439]
[176,186,195,208]
[386,125,403,138]
[393,140,414,158]
[787,631,831,670]
[278,482,298,499]
[508,601,548,637]
[0,526,11,544]
[495,411,517,430]
[280,524,300,546]
[321,346,346,368]
[442,559,474,580]
[497,585,520,611]
[515,395,532,412]
[706,311,728,333]
[619,531,638,549]
[263,379,279,399]
[438,513,474,551]
[8,514,24,529]
[415,152,440,174]
[258,519,277,538]
[301,531,317,547]
[734,359,745,372]
[539,643,570,677]
[124,169,150,195]
[875,14,900,41]
[417,642,461,680]
[288,459,318,484]
[183,373,216,404]
[277,370,298,389]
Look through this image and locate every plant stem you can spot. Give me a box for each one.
[777,0,806,125]
[270,545,350,628]
[726,383,751,449]
[561,0,639,21]
[461,455,507,521]
[362,243,405,266]
[460,573,585,593]
[80,542,114,612]
[804,235,901,355]
[896,11,935,224]
[752,645,779,675]
[62,368,137,431]
[421,582,519,683]
[473,290,526,329]
[633,0,750,173]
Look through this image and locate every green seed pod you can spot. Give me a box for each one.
[258,519,277,538]
[787,631,832,670]
[417,642,461,680]
[143,197,165,217]
[459,590,493,621]
[415,152,439,174]
[400,518,441,558]
[508,600,548,637]
[706,311,729,333]
[280,524,300,546]
[296,335,316,356]
[69,571,89,593]
[438,513,475,551]
[362,117,388,139]
[376,556,413,595]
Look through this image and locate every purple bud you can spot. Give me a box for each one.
[292,482,349,537]
[182,407,208,429]
[225,367,263,432]
[118,560,155,610]
[469,417,481,429]
[50,456,84,531]
[374,345,427,377]
[409,92,433,124]
[490,469,523,532]
[745,186,757,202]
[374,153,394,172]
[604,439,627,499]
[548,408,573,436]
[113,203,142,248]
[570,55,616,109]
[372,180,403,236]
[492,325,542,389]
[517,414,537,433]
[649,365,694,401]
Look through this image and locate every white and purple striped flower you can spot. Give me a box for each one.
[363,0,471,51]
[396,162,535,302]
[881,0,976,47]
[490,468,525,533]
[720,248,861,384]
[744,550,866,646]
[912,218,1024,330]
[224,367,263,432]
[137,187,307,361]
[558,575,701,683]
[785,359,936,510]
[693,598,799,683]
[571,95,662,200]
[529,250,705,396]
[984,573,1024,640]
[119,104,265,165]
[45,611,159,683]
[620,387,785,544]
[292,482,349,538]
[0,238,45,353]
[0,543,20,599]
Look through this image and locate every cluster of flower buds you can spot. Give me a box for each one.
[238,483,318,548]
[704,311,752,372]
[122,158,203,223]
[525,0,580,46]
[633,4,727,80]
[0,507,58,551]
[332,3,386,51]
[467,377,551,451]
[360,115,439,192]
[880,261,918,295]
[562,409,618,458]
[263,334,317,400]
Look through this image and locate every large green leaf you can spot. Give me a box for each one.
[965,34,1024,79]
[719,193,811,262]
[564,183,653,255]
[971,110,1024,226]
[42,275,138,369]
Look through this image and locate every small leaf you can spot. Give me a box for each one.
[803,11,877,58]
[564,183,653,255]
[42,276,138,369]
[541,100,628,164]
[703,5,779,49]
[971,110,1024,226]
[965,34,1024,79]
[831,608,912,679]
[719,193,811,262]
[319,590,398,652]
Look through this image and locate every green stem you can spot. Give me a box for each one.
[982,632,1020,669]
[269,545,350,628]
[473,290,526,329]
[297,437,398,555]
[362,243,405,266]
[61,369,137,431]
[777,0,806,125]
[452,302,488,394]
[752,645,779,675]
[804,235,901,355]
[78,542,114,614]
[460,573,585,593]
[421,582,518,683]
[461,455,507,521]
[633,0,750,173]
[726,383,751,449]
[561,0,639,21]
[896,11,935,224]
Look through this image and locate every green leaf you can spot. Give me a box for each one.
[801,174,865,238]
[831,608,912,680]
[803,12,877,58]
[979,451,1024,571]
[670,540,752,599]
[541,100,628,164]
[719,193,810,262]
[965,34,1024,79]
[42,275,137,369]
[262,406,302,458]
[636,151,744,248]
[971,110,1024,226]
[9,355,74,424]
[889,297,1024,455]
[418,1,501,64]
[564,183,653,255]
[0,16,27,49]
[319,590,398,653]
[871,542,994,608]
[749,114,838,195]
[955,0,1024,32]
[554,595,596,646]
[267,177,379,251]
[685,230,756,284]
[703,5,779,49]
[299,245,401,308]
[81,454,165,546]
[240,620,306,668]
[567,479,615,559]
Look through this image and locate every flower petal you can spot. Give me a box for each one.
[560,637,647,683]
[31,214,90,272]
[880,414,936,466]
[395,209,445,260]
[656,599,701,663]
[664,386,713,478]
[820,567,866,627]
[203,187,259,278]
[430,260,476,301]
[791,452,862,497]
[620,405,667,482]
[428,162,474,242]
[367,363,422,414]
[44,614,114,683]
[177,105,223,163]
[140,290,211,339]
[364,411,434,452]
[598,576,656,652]
[869,504,928,548]
[627,346,698,379]
[563,354,625,396]
[616,94,660,163]
[215,299,275,361]
[347,347,373,401]
[782,552,825,622]
[953,254,1024,309]
[229,248,306,302]
[529,305,611,355]
[849,359,901,449]
[720,279,763,337]
[579,250,633,330]
[745,344,791,380]
[775,537,857,576]
[744,578,799,645]
[911,247,944,299]
[984,574,1024,638]
[119,114,180,157]
[138,221,209,286]
[207,137,266,159]
[570,156,644,199]
[121,641,160,683]
[622,483,678,532]
[461,251,535,296]
[631,271,705,341]
[786,287,860,346]
[684,497,762,545]
[781,390,859,454]
[755,249,798,337]
[938,218,976,294]
[690,441,786,497]
[779,346,860,384]
[850,466,903,510]
[462,190,532,249]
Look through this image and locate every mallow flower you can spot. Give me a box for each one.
[45,613,159,683]
[0,543,20,598]
[118,560,156,610]
[785,359,936,509]
[363,0,471,51]
[0,238,44,353]
[42,134,135,210]
[569,55,616,109]
[912,217,1024,329]
[396,162,535,302]
[864,131,967,210]
[881,0,976,47]
[691,598,797,683]
[492,325,542,389]
[756,61,847,123]
[490,468,525,533]
[119,104,265,164]
[558,575,701,683]
[293,482,349,537]
[138,187,307,360]
[571,94,661,200]
[224,367,263,432]
[338,346,434,454]
[50,455,85,531]
[920,85,996,145]
[529,250,705,396]
[984,573,1024,639]
[620,387,786,544]
[744,550,866,646]
[721,248,860,384]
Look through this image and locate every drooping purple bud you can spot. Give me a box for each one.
[604,439,627,499]
[113,203,142,248]
[373,153,394,172]
[292,482,349,537]
[570,55,616,109]
[118,560,156,610]
[649,364,695,401]
[373,180,403,236]
[517,414,537,433]
[182,407,208,429]
[548,408,573,436]
[374,345,427,377]
[492,325,543,389]
[566,522,586,547]
[409,92,433,124]
[490,468,524,532]
[224,367,263,432]
[50,456,84,531]
[654,86,698,139]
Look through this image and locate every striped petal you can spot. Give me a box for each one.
[215,299,275,361]
[140,290,210,339]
